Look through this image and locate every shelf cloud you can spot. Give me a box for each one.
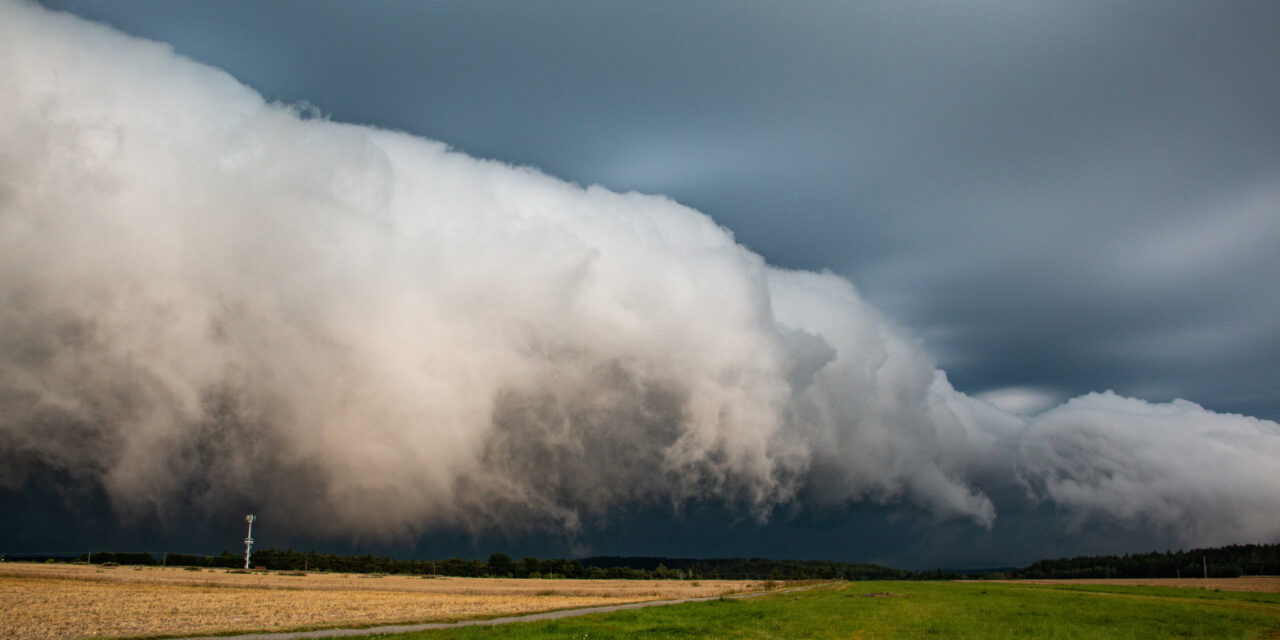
[2,0,1278,551]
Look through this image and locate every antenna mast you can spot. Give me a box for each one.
[244,514,256,570]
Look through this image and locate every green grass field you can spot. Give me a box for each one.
[394,581,1280,639]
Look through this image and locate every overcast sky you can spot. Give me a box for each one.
[5,0,1279,567]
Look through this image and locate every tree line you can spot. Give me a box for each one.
[1006,543,1280,579]
[66,549,936,580]
[49,542,1279,580]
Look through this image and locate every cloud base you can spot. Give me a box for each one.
[2,0,1278,551]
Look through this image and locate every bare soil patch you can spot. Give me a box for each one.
[998,576,1280,593]
[0,562,761,640]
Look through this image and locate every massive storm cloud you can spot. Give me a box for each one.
[2,0,1278,550]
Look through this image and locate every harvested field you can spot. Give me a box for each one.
[998,576,1280,593]
[0,563,762,640]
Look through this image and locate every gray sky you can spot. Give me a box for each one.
[39,0,1279,420]
[5,0,1279,567]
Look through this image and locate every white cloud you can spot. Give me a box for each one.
[1017,392,1280,546]
[2,0,1278,548]
[976,387,1062,416]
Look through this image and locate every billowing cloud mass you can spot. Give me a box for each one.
[2,1,1278,551]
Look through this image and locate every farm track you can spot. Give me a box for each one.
[989,578,1280,617]
[173,583,834,640]
[996,576,1280,592]
[0,564,766,640]
[1040,585,1280,617]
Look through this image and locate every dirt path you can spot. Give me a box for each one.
[987,578,1280,618]
[991,576,1280,593]
[175,584,832,640]
[2,564,761,640]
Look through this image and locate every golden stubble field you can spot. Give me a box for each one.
[1,562,764,640]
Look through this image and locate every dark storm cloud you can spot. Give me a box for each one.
[5,1,1280,565]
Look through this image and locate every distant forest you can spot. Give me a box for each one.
[19,542,1277,581]
[1008,543,1280,579]
[65,549,932,581]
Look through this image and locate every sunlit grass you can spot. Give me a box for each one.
[397,581,1280,640]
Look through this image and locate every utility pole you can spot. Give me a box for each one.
[1203,556,1208,579]
[244,515,256,570]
